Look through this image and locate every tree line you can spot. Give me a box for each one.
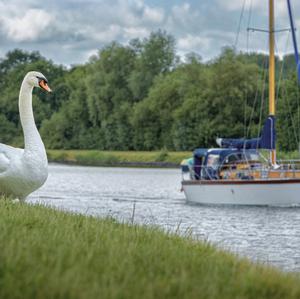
[0,31,299,152]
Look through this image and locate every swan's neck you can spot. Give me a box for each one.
[19,81,45,155]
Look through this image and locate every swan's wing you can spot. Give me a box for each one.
[0,144,23,174]
[0,153,10,173]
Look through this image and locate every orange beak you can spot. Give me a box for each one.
[39,80,52,93]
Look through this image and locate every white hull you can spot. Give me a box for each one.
[182,180,300,206]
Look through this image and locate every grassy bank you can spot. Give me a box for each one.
[47,149,300,168]
[1,200,300,299]
[47,150,191,167]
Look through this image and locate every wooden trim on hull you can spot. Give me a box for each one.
[182,179,300,185]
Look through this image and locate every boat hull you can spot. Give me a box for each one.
[182,180,300,206]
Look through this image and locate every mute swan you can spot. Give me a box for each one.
[0,71,52,200]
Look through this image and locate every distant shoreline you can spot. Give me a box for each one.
[49,160,180,168]
[47,149,300,168]
[47,149,190,168]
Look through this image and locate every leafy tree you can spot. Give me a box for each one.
[277,73,300,151]
[0,49,42,79]
[0,50,66,146]
[128,30,178,101]
[41,66,98,149]
[0,33,299,152]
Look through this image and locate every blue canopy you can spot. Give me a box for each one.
[218,116,275,150]
[193,148,208,158]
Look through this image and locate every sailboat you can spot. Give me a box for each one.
[181,0,300,206]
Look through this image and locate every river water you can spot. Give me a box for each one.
[28,164,300,272]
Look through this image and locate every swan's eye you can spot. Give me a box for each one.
[36,76,48,84]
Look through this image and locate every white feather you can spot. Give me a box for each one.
[0,71,49,200]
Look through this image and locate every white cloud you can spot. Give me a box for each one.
[143,6,164,23]
[177,30,236,59]
[0,0,297,66]
[173,3,190,15]
[123,27,150,39]
[178,34,211,51]
[90,24,122,43]
[218,0,260,12]
[1,9,53,42]
[218,0,299,18]
[83,48,99,62]
[168,3,193,27]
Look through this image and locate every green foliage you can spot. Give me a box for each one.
[0,49,42,78]
[277,72,300,151]
[46,150,190,167]
[0,32,299,152]
[1,200,300,299]
[0,49,66,147]
[128,30,177,101]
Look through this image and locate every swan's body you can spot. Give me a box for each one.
[0,71,51,200]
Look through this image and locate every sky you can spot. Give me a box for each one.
[0,0,300,66]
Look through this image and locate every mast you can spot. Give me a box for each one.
[269,0,276,164]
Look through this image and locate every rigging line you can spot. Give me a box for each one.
[254,66,267,152]
[246,60,263,138]
[256,57,267,141]
[291,14,300,151]
[246,0,253,52]
[276,33,290,102]
[275,36,299,147]
[244,78,248,139]
[275,35,300,147]
[296,81,300,152]
[296,74,300,149]
[246,0,253,50]
[275,34,298,149]
[245,0,267,140]
[234,0,247,50]
[246,45,269,139]
[248,0,253,23]
[281,75,299,147]
[244,0,253,138]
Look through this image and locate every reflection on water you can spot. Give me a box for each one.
[28,164,300,272]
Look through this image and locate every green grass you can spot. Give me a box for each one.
[277,151,300,160]
[47,150,191,167]
[47,149,300,168]
[1,200,300,299]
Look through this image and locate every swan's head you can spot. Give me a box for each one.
[25,71,52,93]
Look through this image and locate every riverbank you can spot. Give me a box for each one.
[1,200,300,299]
[47,150,191,167]
[47,149,300,168]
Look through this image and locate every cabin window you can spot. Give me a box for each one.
[246,152,260,161]
[206,154,219,169]
[223,152,260,165]
[228,154,241,163]
[223,154,241,165]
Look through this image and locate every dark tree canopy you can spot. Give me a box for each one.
[0,31,299,152]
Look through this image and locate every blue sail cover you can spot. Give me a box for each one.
[218,116,276,150]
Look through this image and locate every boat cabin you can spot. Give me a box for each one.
[184,148,262,180]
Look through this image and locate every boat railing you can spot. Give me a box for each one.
[277,159,300,165]
[182,160,300,181]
